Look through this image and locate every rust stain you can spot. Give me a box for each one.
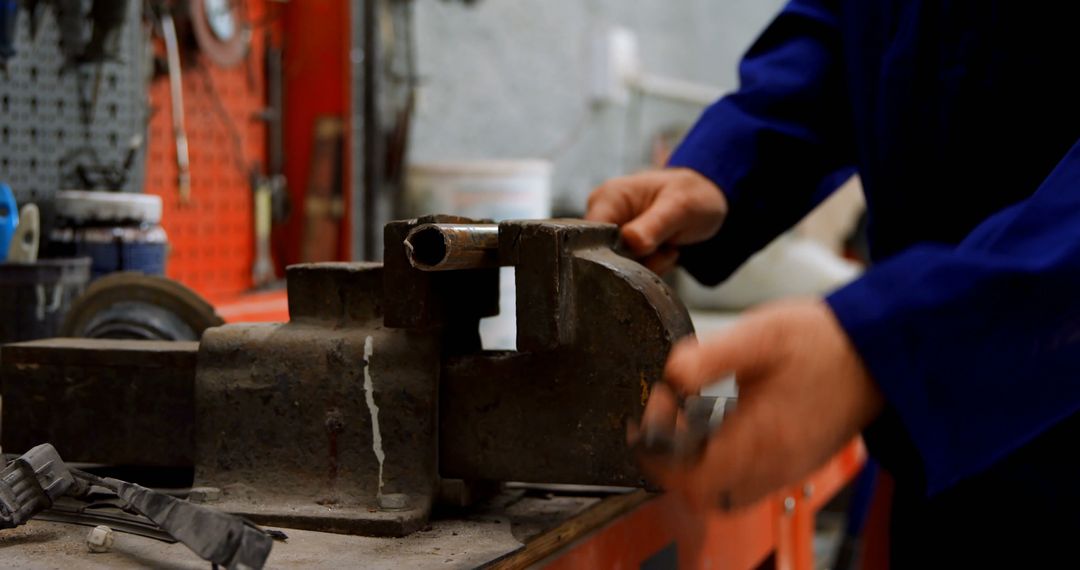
[327,429,339,482]
[324,407,345,484]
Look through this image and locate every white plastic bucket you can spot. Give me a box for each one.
[404,160,552,221]
[405,160,553,350]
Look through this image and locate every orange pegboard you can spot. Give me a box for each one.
[146,2,274,302]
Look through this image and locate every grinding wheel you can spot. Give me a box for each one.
[61,273,224,341]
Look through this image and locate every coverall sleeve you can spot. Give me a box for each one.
[668,0,855,285]
[828,139,1080,495]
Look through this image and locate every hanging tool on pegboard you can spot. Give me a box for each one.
[301,117,345,263]
[251,33,287,287]
[26,0,47,40]
[263,34,288,224]
[146,0,258,205]
[62,134,145,191]
[155,6,192,204]
[78,0,133,125]
[81,0,130,63]
[56,0,88,62]
[0,0,17,71]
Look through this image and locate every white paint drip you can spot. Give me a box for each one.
[35,286,46,321]
[34,284,64,322]
[363,336,386,496]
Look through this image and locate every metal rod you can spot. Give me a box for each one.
[404,224,499,271]
[361,0,380,261]
[161,12,191,204]
[629,72,727,106]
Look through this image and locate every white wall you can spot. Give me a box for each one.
[410,0,788,213]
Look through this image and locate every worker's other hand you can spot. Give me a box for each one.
[586,168,727,275]
[631,298,883,511]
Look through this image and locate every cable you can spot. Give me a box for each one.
[195,62,253,179]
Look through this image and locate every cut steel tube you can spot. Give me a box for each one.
[404,224,500,271]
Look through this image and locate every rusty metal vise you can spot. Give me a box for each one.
[1,217,694,537]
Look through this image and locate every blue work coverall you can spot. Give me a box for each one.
[669,0,1080,563]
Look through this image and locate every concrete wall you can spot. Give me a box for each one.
[410,0,788,214]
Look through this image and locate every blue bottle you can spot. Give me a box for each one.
[0,184,17,261]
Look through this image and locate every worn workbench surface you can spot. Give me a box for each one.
[0,492,604,569]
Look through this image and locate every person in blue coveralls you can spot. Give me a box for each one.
[587,1,1080,565]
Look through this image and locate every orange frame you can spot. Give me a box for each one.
[545,439,866,570]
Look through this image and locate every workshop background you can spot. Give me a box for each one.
[0,1,871,568]
[411,0,782,210]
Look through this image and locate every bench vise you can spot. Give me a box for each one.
[1,217,694,537]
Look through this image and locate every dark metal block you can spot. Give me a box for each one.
[0,339,197,466]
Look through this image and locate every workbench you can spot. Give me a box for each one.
[0,440,861,569]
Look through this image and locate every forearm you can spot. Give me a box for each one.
[828,139,1080,494]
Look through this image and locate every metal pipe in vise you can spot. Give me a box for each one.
[405,224,500,271]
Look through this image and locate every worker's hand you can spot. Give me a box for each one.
[586,168,727,275]
[631,298,883,511]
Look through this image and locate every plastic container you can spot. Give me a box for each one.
[46,191,167,279]
[404,160,553,221]
[0,258,92,344]
[405,160,553,350]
